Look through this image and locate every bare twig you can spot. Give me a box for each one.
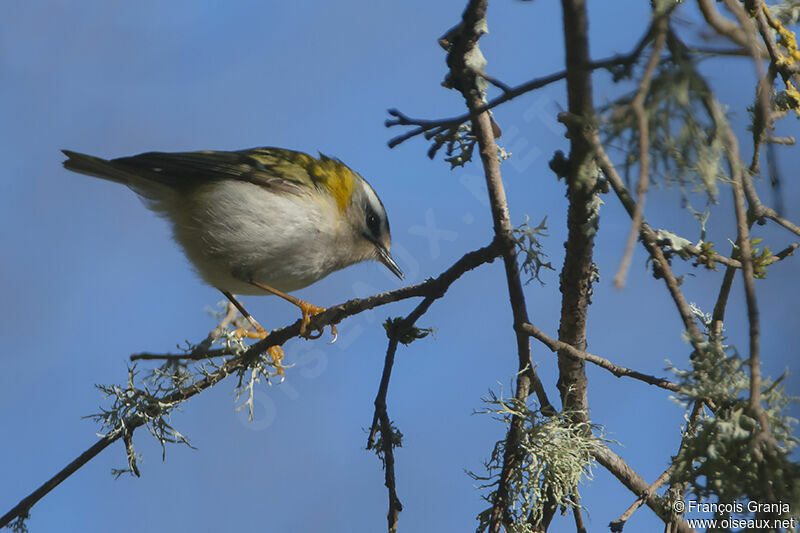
[772,242,800,261]
[0,434,119,530]
[386,19,659,153]
[610,468,672,532]
[765,135,795,145]
[365,242,500,533]
[697,0,768,58]
[518,322,679,392]
[369,335,404,533]
[718,0,772,172]
[688,45,760,57]
[610,401,705,531]
[130,348,233,361]
[614,14,668,290]
[593,446,695,533]
[130,300,244,362]
[573,502,587,533]
[585,125,706,351]
[756,205,800,237]
[711,263,737,343]
[468,65,514,93]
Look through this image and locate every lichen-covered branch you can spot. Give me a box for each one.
[554,0,597,430]
[440,2,558,531]
[0,240,501,531]
[585,128,706,350]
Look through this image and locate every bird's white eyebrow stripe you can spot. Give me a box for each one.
[361,178,384,213]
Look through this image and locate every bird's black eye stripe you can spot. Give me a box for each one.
[366,207,381,236]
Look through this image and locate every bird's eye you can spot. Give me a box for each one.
[366,211,381,236]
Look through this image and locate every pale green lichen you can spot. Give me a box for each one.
[471,392,608,532]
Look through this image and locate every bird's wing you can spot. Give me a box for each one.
[107,147,316,195]
[62,147,337,197]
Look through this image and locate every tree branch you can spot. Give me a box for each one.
[614,15,668,289]
[584,127,706,351]
[518,322,679,392]
[554,0,596,426]
[0,240,501,530]
[697,0,768,58]
[441,2,556,531]
[593,446,695,533]
[386,19,660,154]
[365,242,501,533]
[719,121,777,459]
[609,401,705,532]
[369,335,403,533]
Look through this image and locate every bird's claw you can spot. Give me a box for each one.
[233,325,269,340]
[232,326,285,376]
[298,302,336,344]
[267,345,286,376]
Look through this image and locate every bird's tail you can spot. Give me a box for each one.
[62,150,136,185]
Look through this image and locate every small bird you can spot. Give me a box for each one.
[62,147,403,366]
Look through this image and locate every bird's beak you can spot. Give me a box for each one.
[376,245,404,279]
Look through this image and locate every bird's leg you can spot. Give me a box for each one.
[247,280,337,343]
[221,291,285,372]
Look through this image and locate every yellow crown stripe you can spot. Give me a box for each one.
[309,156,354,213]
[245,148,355,213]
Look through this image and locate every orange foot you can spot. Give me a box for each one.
[297,301,338,343]
[245,281,338,344]
[233,325,286,375]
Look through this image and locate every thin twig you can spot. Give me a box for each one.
[711,264,737,343]
[593,446,694,533]
[130,349,233,361]
[610,401,705,531]
[365,244,498,533]
[468,65,514,93]
[697,0,768,58]
[518,322,679,392]
[610,469,672,532]
[684,241,798,270]
[688,45,759,57]
[131,300,244,362]
[585,126,705,351]
[719,0,771,173]
[661,401,708,533]
[721,124,776,457]
[614,15,668,290]
[386,19,659,152]
[765,135,795,145]
[0,435,119,530]
[369,335,403,533]
[572,499,587,533]
[758,204,800,237]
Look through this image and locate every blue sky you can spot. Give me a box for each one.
[1,2,798,532]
